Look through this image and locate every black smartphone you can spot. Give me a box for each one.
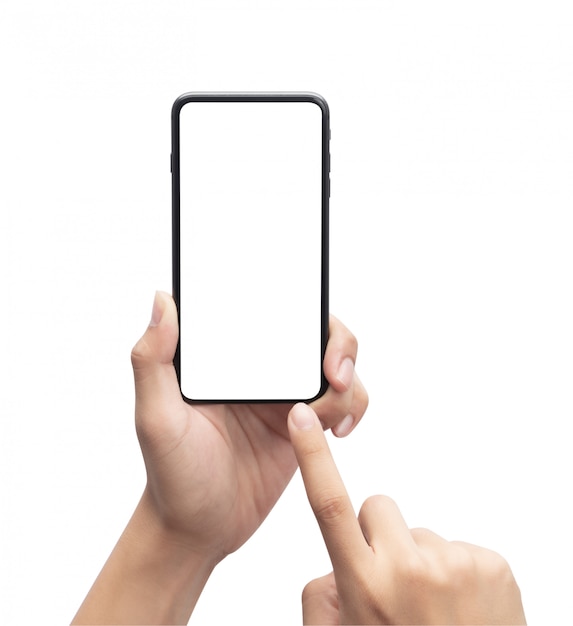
[172,92,330,403]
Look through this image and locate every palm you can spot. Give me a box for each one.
[144,400,298,559]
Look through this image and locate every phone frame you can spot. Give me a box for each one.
[171,91,330,403]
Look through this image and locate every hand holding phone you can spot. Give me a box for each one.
[73,291,368,625]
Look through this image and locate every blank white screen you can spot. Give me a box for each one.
[179,100,324,401]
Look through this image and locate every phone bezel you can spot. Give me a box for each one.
[172,91,330,403]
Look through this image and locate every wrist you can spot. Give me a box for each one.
[73,488,217,625]
[125,488,219,616]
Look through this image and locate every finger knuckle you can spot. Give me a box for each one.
[350,383,369,422]
[358,494,382,520]
[396,552,429,585]
[409,526,431,540]
[374,493,399,509]
[301,579,319,603]
[301,438,327,461]
[481,548,514,584]
[445,547,476,588]
[360,494,398,520]
[302,575,333,603]
[347,331,359,355]
[361,385,370,412]
[316,399,350,430]
[313,492,349,522]
[130,336,152,370]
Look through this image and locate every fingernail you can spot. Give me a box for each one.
[332,414,354,438]
[290,403,318,431]
[337,357,354,390]
[149,292,163,327]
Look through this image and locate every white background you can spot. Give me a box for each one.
[1,1,572,624]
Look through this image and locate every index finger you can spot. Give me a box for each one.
[288,403,372,573]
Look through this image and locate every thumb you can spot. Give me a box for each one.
[131,292,184,433]
[131,291,179,374]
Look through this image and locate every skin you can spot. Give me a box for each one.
[72,291,368,625]
[72,291,525,624]
[287,402,527,626]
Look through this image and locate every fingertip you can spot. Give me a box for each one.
[335,357,355,391]
[150,290,177,327]
[330,373,368,437]
[323,316,358,392]
[289,403,320,432]
[323,355,355,394]
[149,290,168,327]
[331,414,355,438]
[132,291,179,371]
[149,291,163,327]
